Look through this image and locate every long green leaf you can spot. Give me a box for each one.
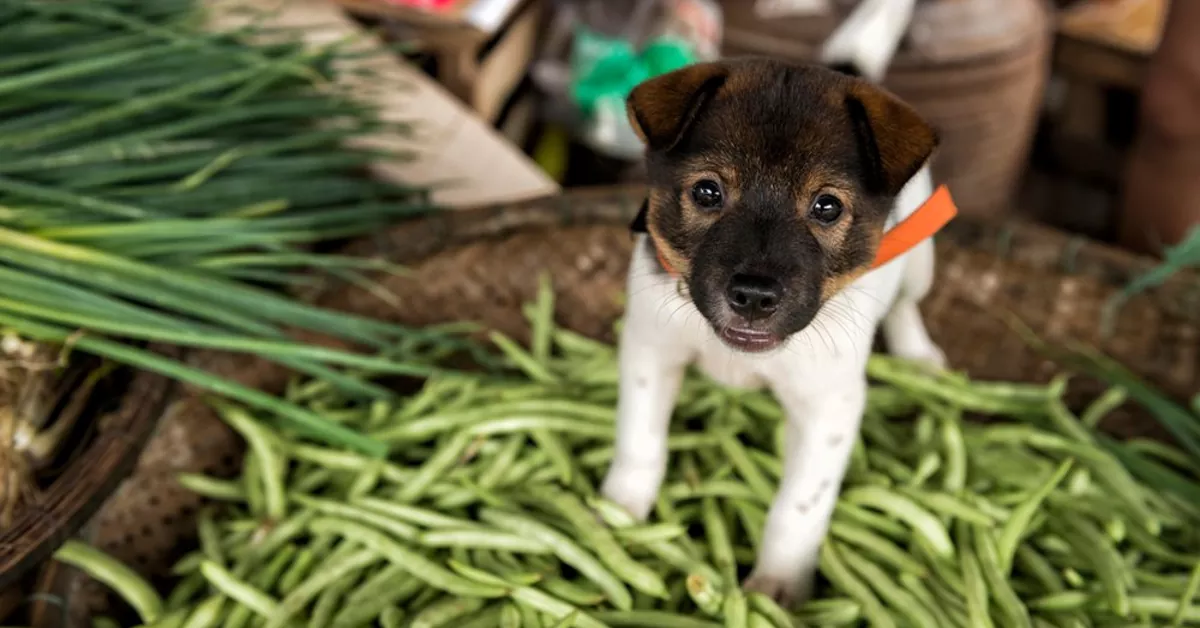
[0,312,386,457]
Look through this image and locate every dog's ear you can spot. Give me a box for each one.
[844,82,938,195]
[627,62,729,152]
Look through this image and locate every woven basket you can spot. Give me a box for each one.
[0,349,174,620]
[52,186,1200,621]
[721,0,1053,219]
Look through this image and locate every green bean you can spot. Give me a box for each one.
[667,480,767,504]
[1015,545,1065,594]
[819,543,896,628]
[377,399,612,443]
[478,434,528,489]
[730,500,766,549]
[1082,387,1128,429]
[180,596,225,628]
[290,494,417,540]
[841,487,954,558]
[938,409,968,493]
[177,473,247,501]
[833,502,910,540]
[701,497,738,584]
[795,598,861,625]
[543,578,609,607]
[216,402,287,520]
[998,459,1074,573]
[1028,591,1089,612]
[308,517,507,598]
[519,601,545,628]
[497,449,552,487]
[745,594,795,628]
[54,540,164,624]
[310,570,360,628]
[165,572,205,610]
[957,527,995,628]
[1126,594,1200,621]
[266,548,378,628]
[538,490,669,598]
[900,488,997,525]
[380,606,405,628]
[495,603,522,628]
[236,513,316,561]
[898,573,960,627]
[243,450,266,517]
[350,495,480,529]
[481,507,634,610]
[395,430,475,502]
[829,523,927,576]
[970,524,1033,627]
[419,528,553,554]
[333,568,424,626]
[838,542,941,628]
[588,610,724,627]
[686,573,723,616]
[199,561,277,618]
[471,550,540,583]
[448,561,607,628]
[909,451,941,487]
[719,435,775,502]
[491,331,559,383]
[254,543,298,592]
[1171,562,1200,626]
[348,458,385,498]
[721,587,749,628]
[197,508,226,567]
[613,522,688,546]
[1058,515,1132,616]
[409,596,488,628]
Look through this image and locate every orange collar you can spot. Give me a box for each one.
[654,184,957,277]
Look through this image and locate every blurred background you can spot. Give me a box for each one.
[337,0,1189,254]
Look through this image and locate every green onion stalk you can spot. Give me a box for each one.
[0,0,490,456]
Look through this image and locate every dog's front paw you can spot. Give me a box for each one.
[893,340,947,371]
[742,568,815,609]
[600,464,659,521]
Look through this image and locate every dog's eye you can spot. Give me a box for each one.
[690,180,724,210]
[809,194,844,224]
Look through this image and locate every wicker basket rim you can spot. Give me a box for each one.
[0,351,176,589]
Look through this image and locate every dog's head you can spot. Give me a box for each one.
[630,58,937,353]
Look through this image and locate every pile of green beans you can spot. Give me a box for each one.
[85,281,1200,627]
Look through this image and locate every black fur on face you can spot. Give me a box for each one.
[628,58,937,352]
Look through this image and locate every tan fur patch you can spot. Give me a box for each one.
[646,188,691,276]
[819,227,882,301]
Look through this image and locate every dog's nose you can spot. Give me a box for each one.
[726,274,782,320]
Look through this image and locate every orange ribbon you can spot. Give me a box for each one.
[655,184,958,277]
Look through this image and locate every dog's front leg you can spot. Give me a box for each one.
[744,379,866,606]
[600,333,686,520]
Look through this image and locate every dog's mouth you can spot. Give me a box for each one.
[718,326,783,353]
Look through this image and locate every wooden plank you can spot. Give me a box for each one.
[205,0,558,208]
[1058,0,1165,57]
[1055,34,1148,89]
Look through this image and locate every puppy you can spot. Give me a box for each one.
[599,56,951,605]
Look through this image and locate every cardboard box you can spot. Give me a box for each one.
[206,0,558,208]
[335,0,542,123]
[334,0,525,36]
